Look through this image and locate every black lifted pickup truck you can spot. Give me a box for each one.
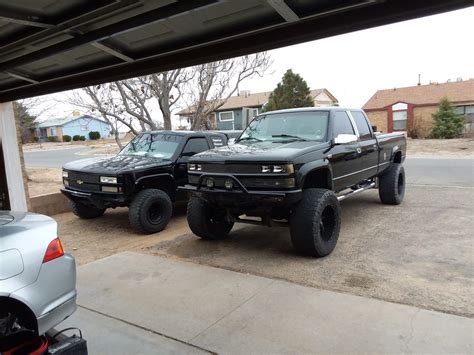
[182,107,406,257]
[61,130,230,233]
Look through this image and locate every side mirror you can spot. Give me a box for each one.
[334,134,357,145]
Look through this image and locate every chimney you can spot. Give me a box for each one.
[418,74,421,86]
[240,90,250,98]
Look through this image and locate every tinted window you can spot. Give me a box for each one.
[239,111,329,142]
[182,138,209,156]
[351,111,372,139]
[333,111,355,136]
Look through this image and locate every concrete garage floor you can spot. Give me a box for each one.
[62,252,472,354]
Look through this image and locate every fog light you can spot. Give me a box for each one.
[224,179,233,190]
[206,178,215,188]
[102,186,118,193]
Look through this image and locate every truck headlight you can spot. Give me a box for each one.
[188,164,202,171]
[100,176,117,184]
[261,164,294,173]
[62,170,68,178]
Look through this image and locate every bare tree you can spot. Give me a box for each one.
[141,69,193,130]
[187,52,271,130]
[68,80,161,148]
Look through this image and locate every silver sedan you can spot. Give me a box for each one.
[0,211,76,344]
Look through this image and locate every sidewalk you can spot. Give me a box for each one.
[62,252,473,354]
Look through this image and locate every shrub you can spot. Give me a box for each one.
[73,135,81,141]
[47,136,58,142]
[89,131,101,140]
[430,97,465,139]
[79,135,86,141]
[63,135,71,142]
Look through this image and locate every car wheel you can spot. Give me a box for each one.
[70,200,106,219]
[379,163,405,205]
[129,189,172,234]
[187,196,234,240]
[290,188,341,257]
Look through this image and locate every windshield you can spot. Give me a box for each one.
[120,133,182,159]
[238,111,329,142]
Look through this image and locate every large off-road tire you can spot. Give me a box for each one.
[129,189,172,234]
[70,200,105,219]
[378,163,405,205]
[290,188,341,257]
[187,196,234,240]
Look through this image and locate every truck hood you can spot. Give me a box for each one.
[63,155,170,174]
[191,140,328,162]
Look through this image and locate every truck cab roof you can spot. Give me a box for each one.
[261,107,363,115]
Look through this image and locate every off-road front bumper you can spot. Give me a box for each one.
[179,173,302,208]
[61,188,129,208]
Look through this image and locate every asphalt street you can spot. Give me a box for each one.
[24,147,474,187]
[24,147,108,168]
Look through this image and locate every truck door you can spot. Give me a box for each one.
[329,111,361,191]
[349,110,379,181]
[176,137,210,186]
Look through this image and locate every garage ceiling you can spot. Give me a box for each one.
[0,0,471,102]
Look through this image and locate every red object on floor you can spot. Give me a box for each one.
[3,336,48,355]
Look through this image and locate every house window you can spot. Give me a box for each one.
[392,103,407,131]
[50,127,56,136]
[393,110,407,131]
[219,111,234,122]
[252,108,259,117]
[455,105,474,115]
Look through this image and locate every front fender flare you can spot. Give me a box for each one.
[296,160,333,189]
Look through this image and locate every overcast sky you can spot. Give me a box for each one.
[37,7,474,124]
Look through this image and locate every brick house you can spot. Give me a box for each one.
[363,79,474,137]
[178,88,338,130]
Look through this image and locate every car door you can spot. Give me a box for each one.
[175,137,210,186]
[328,111,361,191]
[349,110,379,182]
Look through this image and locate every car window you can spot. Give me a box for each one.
[182,138,210,156]
[333,111,355,136]
[351,111,372,140]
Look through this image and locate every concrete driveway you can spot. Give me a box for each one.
[55,156,473,353]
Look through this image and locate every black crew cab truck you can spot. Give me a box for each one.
[61,131,228,233]
[182,107,406,257]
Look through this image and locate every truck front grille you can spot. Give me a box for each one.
[67,171,100,184]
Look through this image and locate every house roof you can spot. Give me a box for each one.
[177,88,338,115]
[363,79,474,110]
[36,114,103,128]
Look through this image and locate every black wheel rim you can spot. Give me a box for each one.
[319,205,336,242]
[147,202,164,225]
[397,173,404,195]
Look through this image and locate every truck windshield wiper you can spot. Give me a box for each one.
[271,134,307,141]
[237,136,264,142]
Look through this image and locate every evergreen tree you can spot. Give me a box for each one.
[263,69,314,112]
[14,101,37,143]
[430,96,465,138]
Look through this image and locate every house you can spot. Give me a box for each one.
[177,88,338,130]
[35,112,111,142]
[363,79,474,138]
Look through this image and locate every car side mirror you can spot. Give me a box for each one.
[334,134,358,145]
